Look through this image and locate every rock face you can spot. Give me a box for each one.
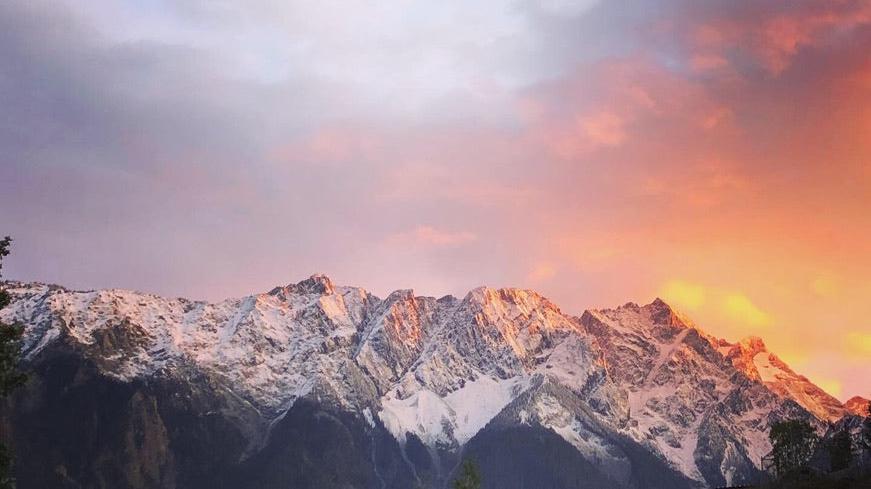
[720,335,847,422]
[0,277,853,489]
[844,396,870,417]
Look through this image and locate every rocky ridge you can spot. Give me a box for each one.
[845,396,870,417]
[0,276,856,489]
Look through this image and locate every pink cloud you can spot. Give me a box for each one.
[527,262,557,282]
[388,226,478,248]
[689,53,729,73]
[684,1,871,75]
[580,111,626,147]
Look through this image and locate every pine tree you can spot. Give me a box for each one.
[0,237,26,489]
[769,419,818,477]
[862,401,871,452]
[452,459,482,489]
[828,428,852,472]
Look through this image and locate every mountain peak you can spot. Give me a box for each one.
[844,396,870,416]
[268,274,338,299]
[385,288,415,301]
[722,335,848,421]
[294,274,336,294]
[3,277,857,488]
[724,336,771,382]
[643,297,692,329]
[737,335,767,355]
[465,286,549,308]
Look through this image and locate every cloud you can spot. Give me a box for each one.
[658,282,770,332]
[815,378,843,399]
[2,0,871,399]
[388,226,478,248]
[581,111,627,147]
[680,0,871,75]
[528,262,557,282]
[723,294,771,328]
[689,53,729,73]
[660,280,706,310]
[811,275,840,298]
[533,0,601,17]
[845,332,871,358]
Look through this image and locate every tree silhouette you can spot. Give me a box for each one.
[452,459,482,489]
[827,428,852,472]
[769,419,818,477]
[0,237,26,489]
[862,401,871,453]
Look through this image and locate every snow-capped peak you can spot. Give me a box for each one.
[647,297,692,328]
[272,273,337,296]
[724,336,770,381]
[722,336,847,421]
[1,278,857,488]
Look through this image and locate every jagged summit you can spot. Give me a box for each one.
[0,277,858,488]
[721,335,847,421]
[845,396,870,416]
[276,273,338,295]
[724,336,771,381]
[738,335,767,354]
[581,297,694,340]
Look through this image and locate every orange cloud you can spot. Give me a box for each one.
[656,281,771,335]
[527,262,557,283]
[580,111,626,147]
[268,0,871,401]
[660,280,706,310]
[845,332,871,359]
[816,378,843,398]
[811,275,840,298]
[723,294,771,327]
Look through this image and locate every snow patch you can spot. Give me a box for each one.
[379,375,527,446]
[752,352,777,383]
[362,407,376,428]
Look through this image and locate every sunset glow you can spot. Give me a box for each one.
[1,0,870,401]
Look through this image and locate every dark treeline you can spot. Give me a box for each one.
[762,405,871,489]
[0,237,27,489]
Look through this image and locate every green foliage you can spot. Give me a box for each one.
[827,428,852,472]
[769,419,819,477]
[452,459,482,489]
[0,236,25,489]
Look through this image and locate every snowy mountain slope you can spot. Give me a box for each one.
[464,377,697,489]
[577,300,818,486]
[0,276,853,489]
[1,275,384,414]
[372,286,614,449]
[721,336,847,421]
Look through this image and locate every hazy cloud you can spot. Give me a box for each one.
[1,0,870,399]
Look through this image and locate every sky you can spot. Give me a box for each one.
[1,0,870,401]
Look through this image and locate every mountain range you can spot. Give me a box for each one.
[0,275,865,489]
